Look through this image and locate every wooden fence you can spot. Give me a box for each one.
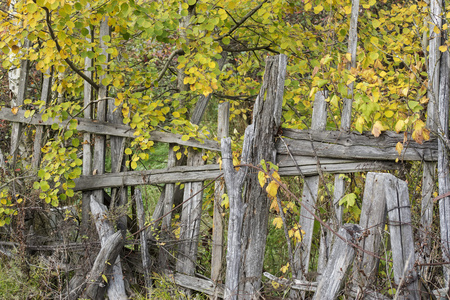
[0,1,448,296]
[1,51,446,299]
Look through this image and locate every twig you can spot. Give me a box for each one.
[215,0,269,40]
[40,4,100,90]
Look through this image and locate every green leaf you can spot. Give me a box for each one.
[339,193,357,208]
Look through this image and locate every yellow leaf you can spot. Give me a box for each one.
[280,262,290,273]
[344,5,352,14]
[258,171,266,188]
[434,26,440,34]
[102,274,108,283]
[384,110,394,118]
[371,121,385,137]
[272,216,283,229]
[221,193,229,209]
[271,281,280,289]
[439,45,448,52]
[395,120,405,133]
[11,107,18,115]
[131,161,137,169]
[269,198,279,213]
[181,135,189,141]
[176,152,182,160]
[272,171,281,183]
[266,181,279,198]
[396,142,403,155]
[314,4,323,14]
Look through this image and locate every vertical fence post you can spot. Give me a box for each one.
[211,101,229,296]
[385,174,419,300]
[292,90,327,292]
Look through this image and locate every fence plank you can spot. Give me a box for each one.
[293,91,328,290]
[277,129,437,161]
[312,224,362,300]
[32,70,51,170]
[73,160,401,191]
[176,149,205,288]
[384,174,419,300]
[90,197,127,299]
[354,172,387,295]
[135,189,152,298]
[211,101,229,294]
[92,19,110,205]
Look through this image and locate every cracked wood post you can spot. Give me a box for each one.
[175,148,205,296]
[420,0,440,283]
[384,173,419,299]
[354,172,387,297]
[90,196,127,299]
[81,20,93,235]
[82,231,124,300]
[222,125,253,300]
[333,0,359,231]
[240,54,287,299]
[32,69,52,170]
[312,224,362,300]
[135,189,152,298]
[211,101,229,298]
[292,90,327,294]
[92,18,110,205]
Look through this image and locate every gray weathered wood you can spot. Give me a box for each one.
[222,125,253,300]
[158,144,177,269]
[165,270,224,298]
[354,172,387,291]
[0,107,220,151]
[313,224,362,300]
[293,91,328,289]
[211,101,229,293]
[240,54,287,299]
[384,174,419,300]
[82,231,123,300]
[277,129,438,161]
[176,149,205,281]
[81,23,93,235]
[73,159,401,191]
[92,18,110,204]
[32,69,52,170]
[334,0,359,244]
[90,197,127,300]
[437,23,450,285]
[135,189,152,298]
[263,272,389,299]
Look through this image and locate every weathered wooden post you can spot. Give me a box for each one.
[292,90,328,290]
[175,148,205,295]
[135,189,152,298]
[221,125,253,300]
[313,224,362,300]
[354,172,388,296]
[211,101,229,297]
[90,196,127,299]
[239,54,287,299]
[384,174,419,300]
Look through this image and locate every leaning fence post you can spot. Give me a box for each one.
[354,172,387,295]
[385,174,419,300]
[313,224,362,300]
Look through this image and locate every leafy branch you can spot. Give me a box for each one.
[40,4,100,90]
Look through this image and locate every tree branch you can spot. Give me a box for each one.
[132,49,184,93]
[215,0,269,41]
[41,5,100,91]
